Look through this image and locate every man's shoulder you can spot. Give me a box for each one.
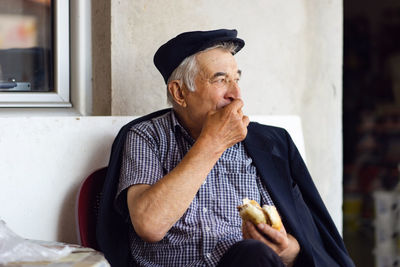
[246,121,292,154]
[129,110,171,132]
[111,108,172,148]
[248,121,288,139]
[117,108,171,134]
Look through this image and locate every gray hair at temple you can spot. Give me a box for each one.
[166,42,239,104]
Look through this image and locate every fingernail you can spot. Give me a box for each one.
[258,224,264,230]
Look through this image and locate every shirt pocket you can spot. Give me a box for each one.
[213,172,260,226]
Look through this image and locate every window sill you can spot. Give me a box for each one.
[0,107,81,117]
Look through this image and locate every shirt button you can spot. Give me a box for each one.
[203,207,207,213]
[205,226,210,232]
[206,253,211,258]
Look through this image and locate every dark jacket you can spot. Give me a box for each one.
[96,108,354,267]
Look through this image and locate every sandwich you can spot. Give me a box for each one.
[237,198,283,231]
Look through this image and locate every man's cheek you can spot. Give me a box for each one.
[216,101,231,110]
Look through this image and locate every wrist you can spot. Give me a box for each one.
[195,133,226,156]
[283,234,300,267]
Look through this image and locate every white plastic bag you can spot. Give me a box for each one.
[0,219,73,264]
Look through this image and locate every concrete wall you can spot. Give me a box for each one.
[0,117,135,243]
[92,0,111,115]
[108,1,344,230]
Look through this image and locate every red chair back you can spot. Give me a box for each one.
[76,167,107,250]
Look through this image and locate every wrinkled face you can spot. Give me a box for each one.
[180,48,242,136]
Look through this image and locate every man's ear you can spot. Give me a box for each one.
[168,81,187,108]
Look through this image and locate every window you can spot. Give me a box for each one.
[0,0,71,107]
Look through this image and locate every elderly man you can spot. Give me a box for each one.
[97,29,354,267]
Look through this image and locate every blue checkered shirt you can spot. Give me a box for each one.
[116,111,275,267]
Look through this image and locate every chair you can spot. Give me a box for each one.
[76,167,108,250]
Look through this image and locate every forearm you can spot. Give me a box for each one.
[128,136,224,242]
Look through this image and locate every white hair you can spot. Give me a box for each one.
[166,42,239,104]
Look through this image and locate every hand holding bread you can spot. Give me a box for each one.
[239,198,300,266]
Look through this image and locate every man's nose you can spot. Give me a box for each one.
[225,81,241,100]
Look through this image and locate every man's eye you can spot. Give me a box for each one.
[214,78,225,83]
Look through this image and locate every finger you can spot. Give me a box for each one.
[243,231,249,239]
[247,223,280,251]
[242,115,250,127]
[258,222,287,235]
[247,223,270,241]
[225,98,244,113]
[243,222,255,240]
[242,223,250,239]
[257,224,288,247]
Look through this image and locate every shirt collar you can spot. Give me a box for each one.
[170,110,195,145]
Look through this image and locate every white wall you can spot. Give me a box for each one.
[110,0,343,231]
[0,117,134,243]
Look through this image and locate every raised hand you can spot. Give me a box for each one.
[199,99,250,153]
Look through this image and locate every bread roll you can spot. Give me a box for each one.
[262,204,282,231]
[238,198,282,231]
[237,198,266,225]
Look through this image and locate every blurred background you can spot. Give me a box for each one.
[343,0,400,266]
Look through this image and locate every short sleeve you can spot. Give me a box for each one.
[114,126,164,216]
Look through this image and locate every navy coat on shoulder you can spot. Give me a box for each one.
[96,109,354,267]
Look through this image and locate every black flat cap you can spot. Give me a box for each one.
[153,29,245,84]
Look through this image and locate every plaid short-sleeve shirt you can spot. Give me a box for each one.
[117,111,275,267]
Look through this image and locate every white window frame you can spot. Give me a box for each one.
[0,0,71,108]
